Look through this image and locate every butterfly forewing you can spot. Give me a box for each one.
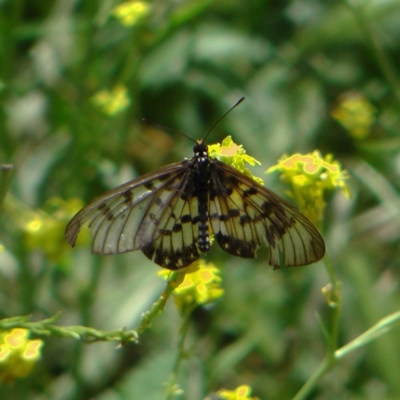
[66,163,186,248]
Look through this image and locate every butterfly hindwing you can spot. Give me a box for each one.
[141,176,201,269]
[209,161,325,268]
[209,166,260,259]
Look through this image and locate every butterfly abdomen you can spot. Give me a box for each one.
[197,192,210,253]
[193,141,211,253]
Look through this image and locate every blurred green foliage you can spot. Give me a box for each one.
[1,0,400,399]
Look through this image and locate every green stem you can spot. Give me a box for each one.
[292,309,400,400]
[0,271,186,343]
[292,356,335,400]
[293,252,341,399]
[335,310,400,359]
[137,271,183,335]
[166,305,194,400]
[0,313,138,343]
[323,253,342,353]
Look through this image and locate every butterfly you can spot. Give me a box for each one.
[65,99,325,270]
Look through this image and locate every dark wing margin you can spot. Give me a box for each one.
[65,161,201,269]
[209,160,325,268]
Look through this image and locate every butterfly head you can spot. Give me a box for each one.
[194,140,209,164]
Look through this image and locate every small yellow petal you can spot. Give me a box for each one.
[92,85,130,116]
[0,346,11,361]
[22,340,43,360]
[26,219,42,232]
[5,329,28,348]
[112,2,150,27]
[217,384,258,399]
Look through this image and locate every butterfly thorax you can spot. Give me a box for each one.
[192,140,211,253]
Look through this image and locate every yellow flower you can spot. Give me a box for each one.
[92,84,130,116]
[267,151,349,226]
[23,197,87,262]
[215,385,259,400]
[331,92,376,139]
[209,136,264,185]
[0,329,43,382]
[159,260,224,311]
[112,1,150,27]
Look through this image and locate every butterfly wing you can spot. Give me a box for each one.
[65,160,201,269]
[66,150,325,269]
[141,176,201,269]
[209,161,325,268]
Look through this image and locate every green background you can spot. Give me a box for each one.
[1,0,400,399]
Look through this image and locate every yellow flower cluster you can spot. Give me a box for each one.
[23,197,87,262]
[267,151,349,226]
[112,1,150,26]
[214,385,259,400]
[208,136,264,185]
[331,92,375,139]
[159,260,224,311]
[92,84,131,116]
[0,329,43,382]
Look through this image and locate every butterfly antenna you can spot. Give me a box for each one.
[141,118,197,144]
[202,97,245,143]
